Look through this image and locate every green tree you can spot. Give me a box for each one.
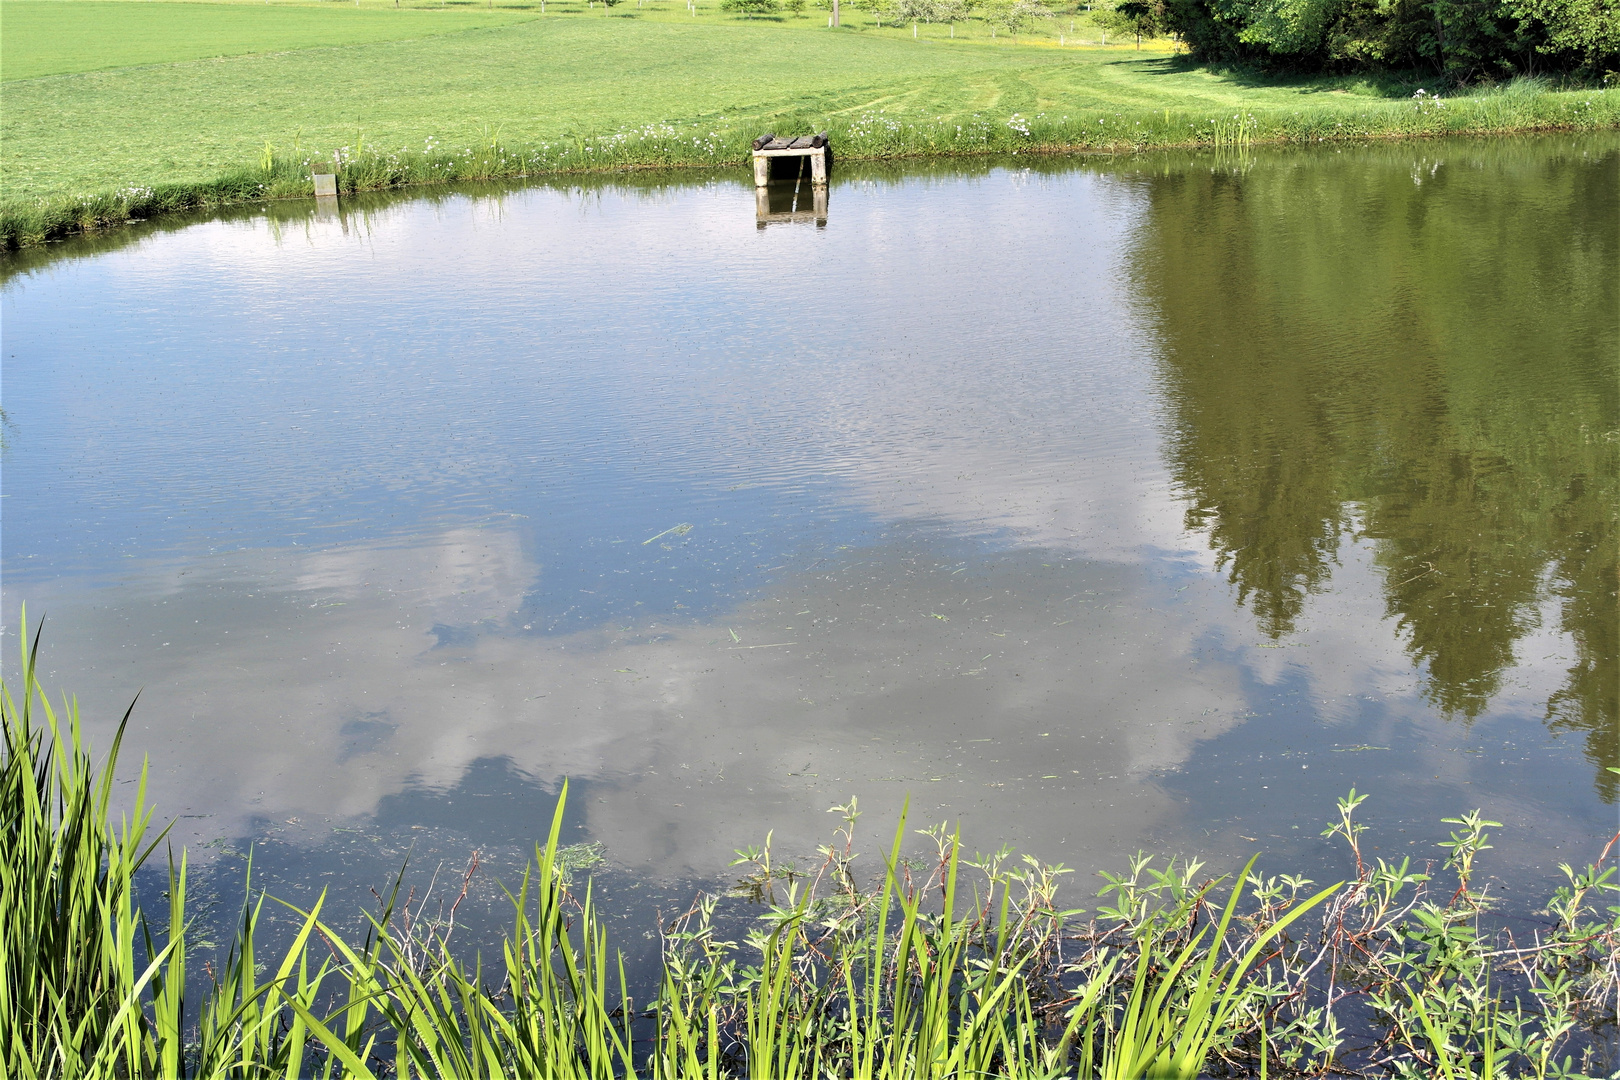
[1160,0,1619,77]
[1507,0,1620,72]
[982,0,1052,35]
[1102,0,1165,46]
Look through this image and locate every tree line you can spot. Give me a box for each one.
[1148,0,1618,81]
[719,0,1168,43]
[711,0,1616,81]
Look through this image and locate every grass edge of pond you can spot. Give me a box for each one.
[4,88,1617,250]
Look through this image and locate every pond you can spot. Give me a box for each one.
[2,134,1615,936]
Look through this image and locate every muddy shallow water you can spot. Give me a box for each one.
[3,136,1615,934]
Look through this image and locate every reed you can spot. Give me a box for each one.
[0,619,162,1077]
[4,621,1618,1077]
[3,86,1614,250]
[0,612,372,1079]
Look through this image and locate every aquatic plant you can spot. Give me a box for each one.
[4,618,1617,1077]
[0,612,352,1078]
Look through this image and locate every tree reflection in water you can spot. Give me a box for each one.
[1133,139,1618,796]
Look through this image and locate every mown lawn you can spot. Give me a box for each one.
[1,0,1438,200]
[0,1,532,80]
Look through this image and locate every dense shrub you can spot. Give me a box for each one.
[1159,0,1620,81]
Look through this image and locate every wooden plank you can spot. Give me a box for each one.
[752,136,832,154]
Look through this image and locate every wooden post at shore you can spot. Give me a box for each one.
[750,132,831,189]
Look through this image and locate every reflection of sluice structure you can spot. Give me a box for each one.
[755,182,829,228]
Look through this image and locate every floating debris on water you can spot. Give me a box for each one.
[642,522,693,545]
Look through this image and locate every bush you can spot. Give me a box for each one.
[1161,0,1620,80]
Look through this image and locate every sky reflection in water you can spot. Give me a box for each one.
[2,136,1615,922]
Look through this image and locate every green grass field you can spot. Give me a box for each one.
[0,0,1444,199]
[1,0,1614,246]
[0,1,530,80]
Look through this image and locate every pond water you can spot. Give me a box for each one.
[2,135,1615,933]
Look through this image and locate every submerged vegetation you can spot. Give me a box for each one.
[6,617,1619,1078]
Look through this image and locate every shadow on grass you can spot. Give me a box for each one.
[1124,54,1447,99]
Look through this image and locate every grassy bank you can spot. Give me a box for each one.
[4,84,1615,249]
[7,618,1620,1077]
[3,0,1616,249]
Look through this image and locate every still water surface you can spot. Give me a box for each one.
[2,136,1615,926]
